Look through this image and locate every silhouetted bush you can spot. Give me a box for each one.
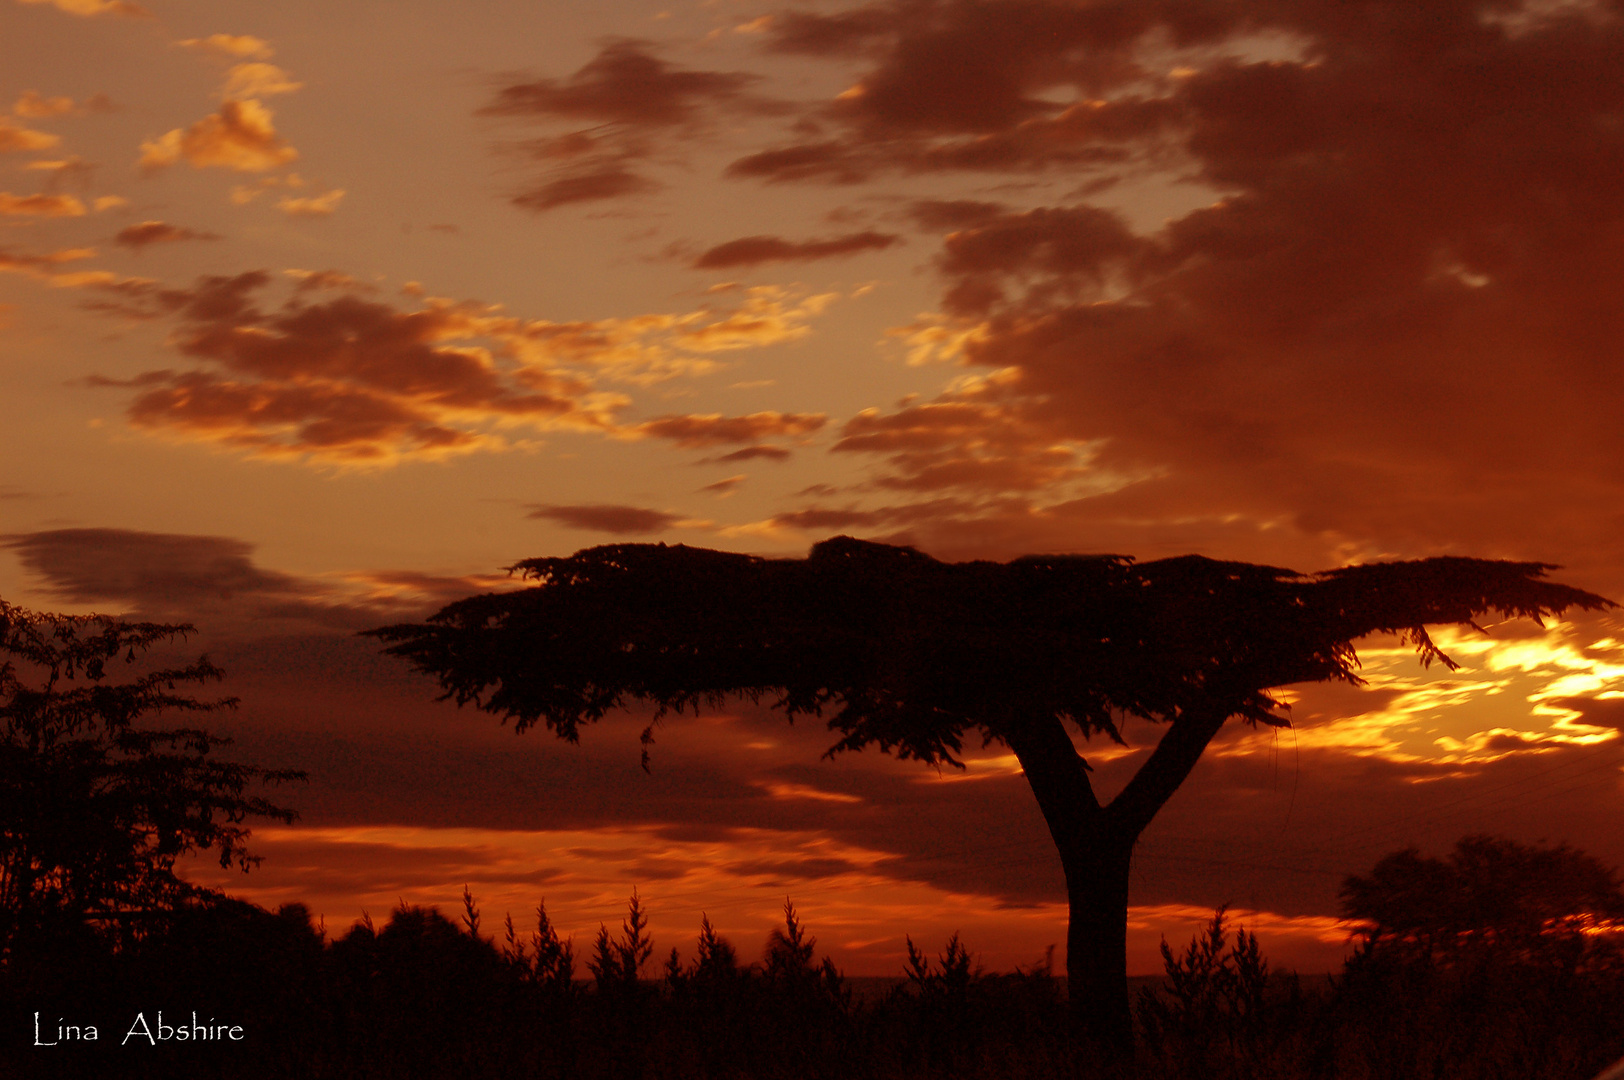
[8,849,1624,1079]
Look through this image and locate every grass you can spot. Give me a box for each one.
[3,893,1623,1079]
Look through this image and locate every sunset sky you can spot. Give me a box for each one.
[4,0,1624,976]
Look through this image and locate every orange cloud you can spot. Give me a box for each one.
[0,191,85,216]
[139,99,298,172]
[82,272,612,464]
[17,0,147,16]
[76,271,837,465]
[692,230,901,270]
[177,34,274,60]
[0,120,60,153]
[12,90,75,118]
[627,411,827,448]
[491,285,833,386]
[276,188,344,216]
[222,62,302,99]
[0,245,97,280]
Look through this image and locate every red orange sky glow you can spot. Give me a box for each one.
[4,0,1624,975]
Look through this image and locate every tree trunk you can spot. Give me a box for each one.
[1002,714,1136,1056]
[1004,702,1235,1063]
[1059,827,1137,1056]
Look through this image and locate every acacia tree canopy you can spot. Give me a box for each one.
[0,600,305,959]
[367,536,1611,766]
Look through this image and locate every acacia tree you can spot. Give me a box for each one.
[0,600,304,962]
[366,536,1611,1048]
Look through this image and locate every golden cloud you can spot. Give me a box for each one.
[138,98,298,172]
[493,285,834,386]
[176,34,274,59]
[0,120,60,153]
[12,91,75,118]
[90,276,608,464]
[0,246,97,276]
[76,272,835,466]
[276,188,344,216]
[627,411,827,447]
[17,0,147,17]
[0,191,86,216]
[222,63,302,99]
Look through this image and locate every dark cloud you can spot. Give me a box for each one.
[526,504,683,535]
[727,0,1203,183]
[833,397,1091,492]
[113,220,221,250]
[692,230,900,269]
[511,165,655,212]
[1551,695,1624,734]
[699,475,746,495]
[483,40,758,128]
[4,528,303,607]
[0,529,491,629]
[933,204,1142,313]
[764,5,904,57]
[704,445,792,464]
[483,40,767,212]
[907,198,1009,231]
[728,0,1624,594]
[764,496,998,536]
[770,507,890,531]
[725,141,877,185]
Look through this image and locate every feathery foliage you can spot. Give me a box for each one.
[0,600,303,960]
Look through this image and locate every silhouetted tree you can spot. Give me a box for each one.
[366,536,1612,1051]
[589,889,654,994]
[0,600,304,962]
[1333,838,1624,1079]
[1341,834,1624,970]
